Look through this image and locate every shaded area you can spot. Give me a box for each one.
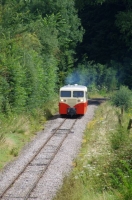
[88,98,109,105]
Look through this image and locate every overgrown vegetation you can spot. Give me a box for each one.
[53,97,132,200]
[0,98,58,169]
[1,0,132,116]
[0,0,84,115]
[111,85,132,113]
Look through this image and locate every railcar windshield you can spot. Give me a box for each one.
[73,91,84,97]
[60,91,71,97]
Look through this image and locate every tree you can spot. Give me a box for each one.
[75,0,132,88]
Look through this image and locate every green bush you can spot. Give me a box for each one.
[110,161,132,200]
[111,86,132,111]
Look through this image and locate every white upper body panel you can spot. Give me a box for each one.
[60,84,87,92]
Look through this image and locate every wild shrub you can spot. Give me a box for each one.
[111,86,132,112]
[106,117,132,199]
[109,161,132,200]
[109,126,128,150]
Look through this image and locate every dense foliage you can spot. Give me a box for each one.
[111,86,132,111]
[75,0,132,88]
[0,0,132,115]
[0,0,83,114]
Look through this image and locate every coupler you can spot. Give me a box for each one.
[67,107,76,117]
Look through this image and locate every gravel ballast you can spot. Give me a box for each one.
[0,104,98,200]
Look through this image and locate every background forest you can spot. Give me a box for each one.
[0,0,132,115]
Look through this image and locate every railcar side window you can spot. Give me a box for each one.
[61,91,71,97]
[73,91,84,97]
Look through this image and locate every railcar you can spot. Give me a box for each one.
[59,84,88,117]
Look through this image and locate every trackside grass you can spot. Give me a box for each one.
[0,98,58,169]
[53,101,132,200]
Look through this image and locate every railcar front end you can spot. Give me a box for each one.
[59,84,88,117]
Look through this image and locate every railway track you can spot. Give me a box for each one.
[0,117,78,200]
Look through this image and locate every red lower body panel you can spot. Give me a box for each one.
[59,102,87,115]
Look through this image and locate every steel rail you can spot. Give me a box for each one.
[0,118,67,199]
[24,118,77,200]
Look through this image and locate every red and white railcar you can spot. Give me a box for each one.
[59,84,88,117]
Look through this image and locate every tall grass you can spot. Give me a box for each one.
[53,101,132,200]
[0,97,58,169]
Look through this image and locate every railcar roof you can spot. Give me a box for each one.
[60,84,87,91]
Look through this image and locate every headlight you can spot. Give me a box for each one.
[61,99,66,102]
[78,99,83,102]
